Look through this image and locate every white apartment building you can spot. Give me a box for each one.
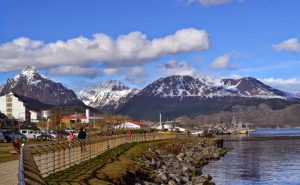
[30,110,41,123]
[0,92,31,122]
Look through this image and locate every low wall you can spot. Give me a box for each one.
[18,133,176,185]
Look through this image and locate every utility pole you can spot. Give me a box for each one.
[159,113,162,130]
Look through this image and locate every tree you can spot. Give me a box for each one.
[49,110,62,131]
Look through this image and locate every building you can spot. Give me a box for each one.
[29,110,41,123]
[0,92,31,122]
[61,109,90,125]
[42,110,52,118]
[61,114,88,124]
[115,121,148,130]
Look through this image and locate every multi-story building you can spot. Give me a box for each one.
[30,110,42,123]
[0,92,31,122]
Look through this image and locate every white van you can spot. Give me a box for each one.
[0,130,5,142]
[20,130,40,140]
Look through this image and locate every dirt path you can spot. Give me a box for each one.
[0,160,18,185]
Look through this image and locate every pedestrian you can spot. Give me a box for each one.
[127,130,132,140]
[67,131,75,142]
[12,138,21,154]
[77,127,87,140]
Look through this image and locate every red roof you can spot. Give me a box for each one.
[130,121,146,127]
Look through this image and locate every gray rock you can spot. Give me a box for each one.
[203,173,212,180]
[168,180,176,185]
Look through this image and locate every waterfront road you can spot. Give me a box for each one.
[0,160,18,185]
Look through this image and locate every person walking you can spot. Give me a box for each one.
[77,127,87,140]
[77,127,87,153]
[127,130,132,141]
[67,131,75,142]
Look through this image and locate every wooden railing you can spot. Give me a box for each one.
[18,133,176,185]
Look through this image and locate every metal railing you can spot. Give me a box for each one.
[18,133,176,185]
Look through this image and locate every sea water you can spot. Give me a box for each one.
[202,129,300,185]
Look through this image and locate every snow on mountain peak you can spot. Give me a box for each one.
[138,75,294,100]
[92,80,130,92]
[78,80,139,111]
[197,75,223,87]
[21,65,38,75]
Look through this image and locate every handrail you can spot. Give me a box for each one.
[18,144,25,185]
[18,132,176,184]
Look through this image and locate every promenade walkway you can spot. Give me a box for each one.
[0,160,18,185]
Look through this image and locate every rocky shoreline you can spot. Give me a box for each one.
[135,139,229,185]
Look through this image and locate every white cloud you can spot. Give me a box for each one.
[187,0,243,6]
[159,60,198,76]
[261,77,300,94]
[125,66,149,85]
[272,38,300,53]
[49,66,100,78]
[210,54,231,69]
[103,67,119,75]
[0,28,211,73]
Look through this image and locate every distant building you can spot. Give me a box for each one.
[42,110,52,118]
[0,92,31,122]
[115,121,147,130]
[61,110,90,124]
[29,110,41,123]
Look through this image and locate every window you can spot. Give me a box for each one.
[6,95,12,103]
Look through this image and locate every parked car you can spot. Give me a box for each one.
[0,130,5,142]
[65,129,78,137]
[36,133,54,141]
[20,129,40,140]
[56,130,68,139]
[41,130,58,139]
[3,130,27,142]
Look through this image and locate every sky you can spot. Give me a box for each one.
[1,0,300,93]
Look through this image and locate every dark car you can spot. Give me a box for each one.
[56,130,68,139]
[3,131,27,142]
[36,133,54,141]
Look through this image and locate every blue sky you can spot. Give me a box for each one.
[0,0,300,93]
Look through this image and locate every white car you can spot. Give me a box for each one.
[65,129,78,137]
[20,129,40,140]
[0,130,5,142]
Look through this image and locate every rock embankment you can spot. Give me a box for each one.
[136,139,229,185]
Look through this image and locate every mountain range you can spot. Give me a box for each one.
[78,80,138,112]
[0,65,95,114]
[117,75,299,120]
[0,65,299,122]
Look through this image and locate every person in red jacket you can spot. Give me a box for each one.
[127,130,132,140]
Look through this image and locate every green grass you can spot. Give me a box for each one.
[0,140,60,163]
[0,143,18,163]
[45,138,197,185]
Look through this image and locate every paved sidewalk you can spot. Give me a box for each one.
[0,160,18,185]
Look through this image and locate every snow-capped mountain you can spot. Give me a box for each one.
[117,75,299,120]
[0,65,84,106]
[137,75,294,100]
[78,80,139,112]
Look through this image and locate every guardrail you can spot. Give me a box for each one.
[18,133,176,185]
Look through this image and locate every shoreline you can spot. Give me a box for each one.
[134,138,229,185]
[45,137,229,185]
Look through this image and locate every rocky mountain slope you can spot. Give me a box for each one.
[78,80,139,112]
[176,103,300,129]
[0,65,84,106]
[117,75,299,120]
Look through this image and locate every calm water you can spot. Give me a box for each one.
[203,129,300,185]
